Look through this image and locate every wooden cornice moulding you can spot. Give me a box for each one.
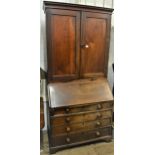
[43,1,114,14]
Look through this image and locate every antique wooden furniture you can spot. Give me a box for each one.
[48,78,113,153]
[43,1,114,154]
[43,1,113,83]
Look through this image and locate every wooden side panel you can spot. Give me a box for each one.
[40,97,44,129]
[46,9,80,82]
[81,12,111,78]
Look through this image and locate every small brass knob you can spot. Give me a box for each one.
[66,127,71,132]
[66,117,70,122]
[85,44,89,48]
[97,104,102,109]
[66,108,70,112]
[96,121,101,126]
[66,137,70,143]
[96,131,101,136]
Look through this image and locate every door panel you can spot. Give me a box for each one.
[80,12,111,78]
[46,9,80,81]
[52,15,76,76]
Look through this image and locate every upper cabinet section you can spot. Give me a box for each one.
[43,1,113,82]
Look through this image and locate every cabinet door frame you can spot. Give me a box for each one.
[46,9,81,82]
[80,11,111,78]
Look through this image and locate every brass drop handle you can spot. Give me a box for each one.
[66,127,71,132]
[96,121,101,126]
[66,137,70,143]
[96,131,101,136]
[66,117,70,122]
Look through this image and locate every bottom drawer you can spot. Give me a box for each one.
[51,126,112,147]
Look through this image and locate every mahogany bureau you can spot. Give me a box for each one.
[43,1,114,154]
[47,78,113,153]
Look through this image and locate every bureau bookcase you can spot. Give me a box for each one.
[43,1,114,154]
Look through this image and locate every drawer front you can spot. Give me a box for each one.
[51,102,113,115]
[84,118,112,131]
[84,109,112,122]
[52,118,112,135]
[51,126,112,147]
[51,109,113,126]
[82,127,112,141]
[52,122,84,135]
[52,114,83,126]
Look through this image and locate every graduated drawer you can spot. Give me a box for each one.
[51,109,112,126]
[52,122,84,135]
[84,109,112,122]
[52,117,112,135]
[51,102,113,115]
[51,126,112,147]
[84,118,112,131]
[51,114,83,126]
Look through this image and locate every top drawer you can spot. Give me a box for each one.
[50,101,113,116]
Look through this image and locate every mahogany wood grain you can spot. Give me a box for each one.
[48,77,113,108]
[52,118,112,135]
[80,12,111,78]
[51,101,113,115]
[51,126,112,146]
[44,1,113,82]
[52,122,84,135]
[83,109,112,122]
[43,2,114,153]
[49,135,112,154]
[46,9,80,82]
[51,109,113,126]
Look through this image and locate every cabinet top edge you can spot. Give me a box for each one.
[43,1,114,13]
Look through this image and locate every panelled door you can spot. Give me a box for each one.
[80,11,111,78]
[46,9,111,82]
[46,9,80,81]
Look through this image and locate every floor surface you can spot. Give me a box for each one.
[41,132,114,155]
